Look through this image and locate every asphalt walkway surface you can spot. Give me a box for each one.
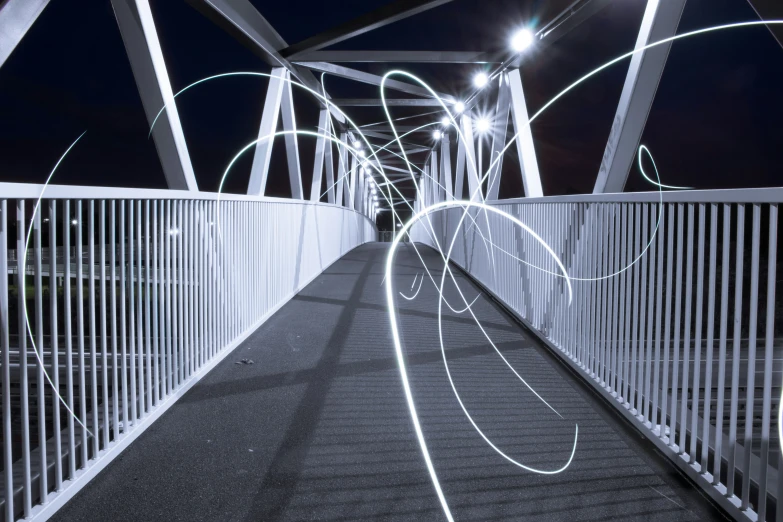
[52,242,727,521]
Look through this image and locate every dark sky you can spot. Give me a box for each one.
[0,0,781,225]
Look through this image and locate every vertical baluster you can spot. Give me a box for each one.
[670,203,685,449]
[631,203,641,411]
[48,201,62,489]
[713,204,732,485]
[688,204,706,461]
[152,201,159,403]
[119,201,128,433]
[128,201,137,425]
[727,204,745,496]
[63,201,76,476]
[758,204,777,521]
[88,201,98,457]
[679,204,695,454]
[661,205,675,441]
[651,203,665,430]
[135,201,144,417]
[33,209,48,501]
[100,201,109,449]
[110,201,119,441]
[145,201,152,411]
[701,203,718,472]
[16,200,32,514]
[1,199,13,520]
[741,205,761,508]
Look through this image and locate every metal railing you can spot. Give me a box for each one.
[413,187,782,522]
[0,182,376,522]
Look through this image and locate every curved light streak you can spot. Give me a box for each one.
[638,145,691,190]
[399,274,423,300]
[21,131,94,436]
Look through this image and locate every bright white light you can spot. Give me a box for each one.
[372,188,377,195]
[473,72,488,88]
[396,223,402,228]
[440,116,450,126]
[169,228,179,236]
[511,28,534,52]
[359,150,366,158]
[361,167,368,175]
[71,219,78,226]
[433,130,442,140]
[475,117,491,133]
[352,140,361,149]
[454,101,465,113]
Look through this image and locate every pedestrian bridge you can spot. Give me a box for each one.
[1,184,780,522]
[1,0,782,521]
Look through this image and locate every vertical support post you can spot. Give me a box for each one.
[460,114,481,201]
[324,121,336,204]
[507,68,543,197]
[440,136,453,201]
[592,0,686,194]
[487,74,511,200]
[248,67,286,195]
[454,132,466,200]
[431,150,440,203]
[280,74,304,199]
[310,109,329,202]
[111,0,198,190]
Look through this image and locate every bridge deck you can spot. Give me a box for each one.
[51,243,726,521]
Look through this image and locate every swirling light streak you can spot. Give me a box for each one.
[20,131,94,436]
[386,200,574,522]
[107,17,783,515]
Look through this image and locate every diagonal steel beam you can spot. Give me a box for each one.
[295,62,456,103]
[186,0,345,124]
[745,0,783,49]
[0,0,51,68]
[281,0,454,59]
[292,50,497,63]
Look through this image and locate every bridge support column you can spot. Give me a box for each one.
[248,67,304,198]
[592,0,686,194]
[440,136,453,201]
[487,73,511,201]
[507,69,543,198]
[310,109,329,202]
[112,0,198,191]
[460,114,481,202]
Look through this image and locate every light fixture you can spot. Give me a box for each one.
[454,101,465,113]
[475,117,491,133]
[352,140,361,149]
[433,130,442,140]
[440,116,450,126]
[359,150,366,158]
[169,228,179,236]
[71,219,78,226]
[396,223,402,228]
[371,188,377,195]
[473,72,488,88]
[361,167,368,175]
[511,28,534,52]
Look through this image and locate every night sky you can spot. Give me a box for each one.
[0,0,781,231]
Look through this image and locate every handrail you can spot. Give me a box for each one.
[491,186,783,205]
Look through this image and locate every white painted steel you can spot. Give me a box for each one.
[413,191,781,522]
[0,188,375,521]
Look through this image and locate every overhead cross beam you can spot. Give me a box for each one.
[330,98,444,106]
[292,50,497,63]
[295,62,456,103]
[280,0,454,59]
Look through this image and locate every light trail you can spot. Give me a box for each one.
[20,131,94,437]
